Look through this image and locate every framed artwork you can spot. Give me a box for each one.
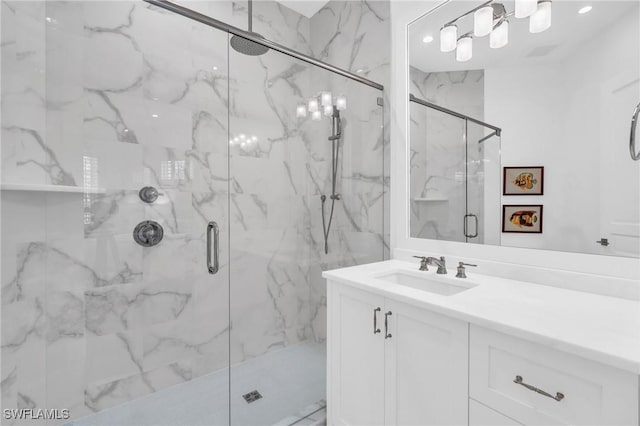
[502,205,543,233]
[503,166,544,195]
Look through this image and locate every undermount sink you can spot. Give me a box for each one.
[375,270,477,296]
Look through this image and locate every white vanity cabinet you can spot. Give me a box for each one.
[327,282,469,425]
[469,326,639,426]
[327,276,640,426]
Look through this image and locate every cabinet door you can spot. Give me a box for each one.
[327,282,386,425]
[469,399,522,426]
[384,299,468,426]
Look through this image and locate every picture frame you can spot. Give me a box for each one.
[503,166,544,195]
[502,205,543,233]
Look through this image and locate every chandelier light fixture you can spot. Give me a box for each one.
[439,0,552,62]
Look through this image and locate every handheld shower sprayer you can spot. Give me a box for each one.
[321,107,342,254]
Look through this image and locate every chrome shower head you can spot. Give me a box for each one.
[230,0,269,56]
[230,34,269,56]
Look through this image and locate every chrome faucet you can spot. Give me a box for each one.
[412,256,429,271]
[426,256,447,274]
[455,262,477,278]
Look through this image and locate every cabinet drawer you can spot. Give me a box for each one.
[469,326,639,426]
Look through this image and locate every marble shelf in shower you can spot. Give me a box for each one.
[1,183,106,194]
[413,197,449,202]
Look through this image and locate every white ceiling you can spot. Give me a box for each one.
[275,0,330,18]
[409,0,639,73]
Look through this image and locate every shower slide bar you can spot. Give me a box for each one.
[410,94,502,136]
[143,0,384,91]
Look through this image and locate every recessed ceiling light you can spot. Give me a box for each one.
[151,114,159,118]
[578,5,592,14]
[356,68,364,73]
[422,35,434,44]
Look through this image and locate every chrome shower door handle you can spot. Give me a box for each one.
[464,214,479,238]
[631,102,640,161]
[207,221,219,274]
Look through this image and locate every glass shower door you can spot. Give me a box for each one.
[1,3,231,424]
[228,41,385,425]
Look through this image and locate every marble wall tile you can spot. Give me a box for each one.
[84,361,191,413]
[1,1,390,421]
[86,331,143,387]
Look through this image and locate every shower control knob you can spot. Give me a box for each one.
[139,186,163,203]
[133,220,164,247]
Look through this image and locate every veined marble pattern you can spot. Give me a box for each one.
[409,68,486,242]
[1,0,388,424]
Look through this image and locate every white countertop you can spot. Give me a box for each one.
[323,260,640,375]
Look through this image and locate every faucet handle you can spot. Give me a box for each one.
[456,262,477,279]
[412,256,428,271]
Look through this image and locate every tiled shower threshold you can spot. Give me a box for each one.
[70,342,326,426]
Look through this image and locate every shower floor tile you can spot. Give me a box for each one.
[70,342,326,426]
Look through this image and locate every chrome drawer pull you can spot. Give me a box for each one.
[514,375,564,402]
[373,307,381,334]
[384,311,392,339]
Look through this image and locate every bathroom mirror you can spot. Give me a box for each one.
[408,0,640,258]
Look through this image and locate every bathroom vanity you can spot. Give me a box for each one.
[324,260,640,425]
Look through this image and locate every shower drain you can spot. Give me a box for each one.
[242,390,263,403]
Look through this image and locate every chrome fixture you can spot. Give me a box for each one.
[464,214,479,239]
[426,256,447,274]
[230,0,269,56]
[384,311,392,339]
[320,106,342,254]
[596,238,610,247]
[133,220,164,247]
[207,221,219,274]
[455,262,477,278]
[296,93,347,255]
[410,94,501,136]
[242,390,263,403]
[439,0,552,62]
[373,307,381,334]
[631,102,640,161]
[513,375,564,402]
[139,186,163,203]
[413,256,429,271]
[143,0,383,91]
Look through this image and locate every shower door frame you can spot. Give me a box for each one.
[409,93,501,243]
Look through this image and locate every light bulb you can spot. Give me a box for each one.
[440,25,457,52]
[308,97,319,113]
[529,1,551,33]
[515,0,537,18]
[456,36,473,62]
[490,20,509,49]
[296,104,307,118]
[336,95,347,111]
[474,6,493,37]
[578,5,592,14]
[311,110,322,121]
[323,104,333,116]
[321,91,332,107]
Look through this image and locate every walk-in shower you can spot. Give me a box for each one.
[0,1,386,425]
